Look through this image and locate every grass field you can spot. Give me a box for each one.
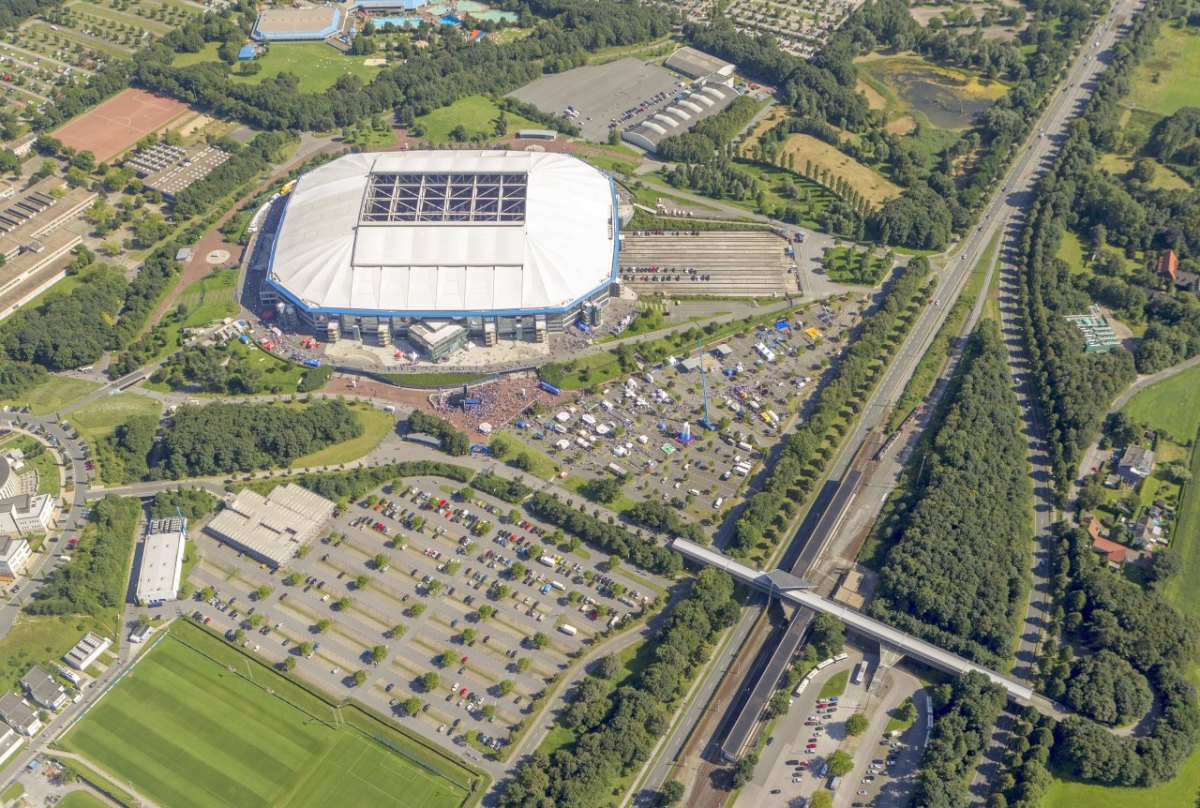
[69,393,162,444]
[818,670,849,699]
[0,782,23,803]
[823,246,893,285]
[177,268,239,328]
[1056,229,1087,275]
[62,624,474,808]
[1098,153,1191,191]
[55,792,109,808]
[1123,363,1200,443]
[0,613,113,691]
[0,375,101,416]
[290,403,394,468]
[174,43,380,93]
[779,134,901,207]
[413,95,539,143]
[1128,23,1200,117]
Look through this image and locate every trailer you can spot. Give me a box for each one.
[558,624,578,636]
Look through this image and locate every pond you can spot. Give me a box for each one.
[873,62,1004,130]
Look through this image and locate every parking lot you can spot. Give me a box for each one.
[185,475,671,759]
[619,231,799,297]
[493,295,865,534]
[508,57,686,142]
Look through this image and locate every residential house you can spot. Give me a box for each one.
[1092,536,1145,569]
[19,667,66,712]
[1117,446,1155,482]
[1157,250,1179,282]
[0,693,41,736]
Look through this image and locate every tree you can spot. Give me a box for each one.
[284,572,302,586]
[482,704,497,720]
[516,657,531,674]
[895,697,917,723]
[809,793,833,808]
[731,752,758,788]
[248,613,265,629]
[532,632,549,649]
[335,597,351,611]
[499,679,515,696]
[233,629,245,643]
[352,670,368,687]
[354,574,370,590]
[439,650,458,668]
[657,780,685,807]
[373,553,390,570]
[280,656,296,672]
[595,655,622,680]
[477,605,495,621]
[403,696,422,716]
[407,603,426,618]
[422,672,441,691]
[298,641,314,656]
[389,624,407,639]
[253,585,272,601]
[200,586,216,601]
[315,619,332,633]
[826,750,853,777]
[846,713,868,736]
[462,628,478,644]
[370,644,389,663]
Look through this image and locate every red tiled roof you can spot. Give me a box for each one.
[1158,250,1179,281]
[1092,536,1129,565]
[1087,516,1105,541]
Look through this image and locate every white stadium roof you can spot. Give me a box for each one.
[267,150,618,316]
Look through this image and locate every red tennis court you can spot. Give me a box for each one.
[52,88,192,161]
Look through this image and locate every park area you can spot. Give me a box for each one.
[61,622,476,808]
[412,95,540,143]
[51,88,193,161]
[778,133,901,207]
[1127,23,1200,117]
[175,42,380,94]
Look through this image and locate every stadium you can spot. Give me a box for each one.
[260,150,619,359]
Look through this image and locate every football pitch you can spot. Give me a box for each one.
[61,626,474,808]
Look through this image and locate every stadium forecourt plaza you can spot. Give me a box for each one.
[257,149,621,362]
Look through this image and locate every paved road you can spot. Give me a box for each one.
[635,5,1144,800]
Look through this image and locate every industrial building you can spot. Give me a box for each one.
[1065,310,1120,352]
[663,47,735,80]
[135,518,187,604]
[205,484,334,568]
[622,82,741,152]
[259,150,619,354]
[63,632,112,671]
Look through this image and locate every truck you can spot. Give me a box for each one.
[607,462,628,478]
[538,555,556,568]
[558,624,578,636]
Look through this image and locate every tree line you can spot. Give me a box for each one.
[407,410,470,456]
[729,258,932,558]
[1042,525,1200,786]
[469,472,532,504]
[913,672,1007,808]
[525,491,683,577]
[497,568,738,807]
[25,496,139,620]
[870,322,1031,668]
[985,706,1056,808]
[625,500,709,547]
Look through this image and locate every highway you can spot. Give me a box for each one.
[635,2,1144,801]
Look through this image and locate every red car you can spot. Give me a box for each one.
[805,743,817,749]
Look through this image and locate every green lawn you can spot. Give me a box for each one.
[0,375,101,416]
[818,670,849,699]
[145,340,323,397]
[413,95,539,143]
[823,246,893,285]
[4,435,62,496]
[289,403,394,468]
[61,622,474,808]
[55,792,109,808]
[0,613,114,692]
[175,42,381,93]
[69,393,162,444]
[1128,23,1200,116]
[376,371,492,388]
[490,433,560,481]
[1056,229,1087,275]
[177,268,239,328]
[0,782,23,803]
[1124,362,1200,443]
[1044,727,1200,808]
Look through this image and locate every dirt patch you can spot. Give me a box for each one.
[52,88,193,161]
[325,373,568,435]
[175,113,214,140]
[857,79,888,111]
[781,133,902,206]
[363,58,388,67]
[885,115,918,135]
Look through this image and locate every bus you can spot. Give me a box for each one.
[851,661,867,686]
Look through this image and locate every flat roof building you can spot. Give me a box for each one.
[63,632,112,671]
[0,536,30,581]
[205,484,334,568]
[135,518,186,604]
[20,667,67,712]
[664,47,735,80]
[0,493,55,537]
[0,726,22,766]
[253,6,343,41]
[0,693,40,736]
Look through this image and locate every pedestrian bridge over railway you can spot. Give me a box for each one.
[672,538,1068,718]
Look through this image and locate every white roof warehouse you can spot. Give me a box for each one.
[205,485,334,568]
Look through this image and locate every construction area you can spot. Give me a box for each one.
[618,231,798,297]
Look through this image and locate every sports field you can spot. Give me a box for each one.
[62,626,473,808]
[52,88,192,162]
